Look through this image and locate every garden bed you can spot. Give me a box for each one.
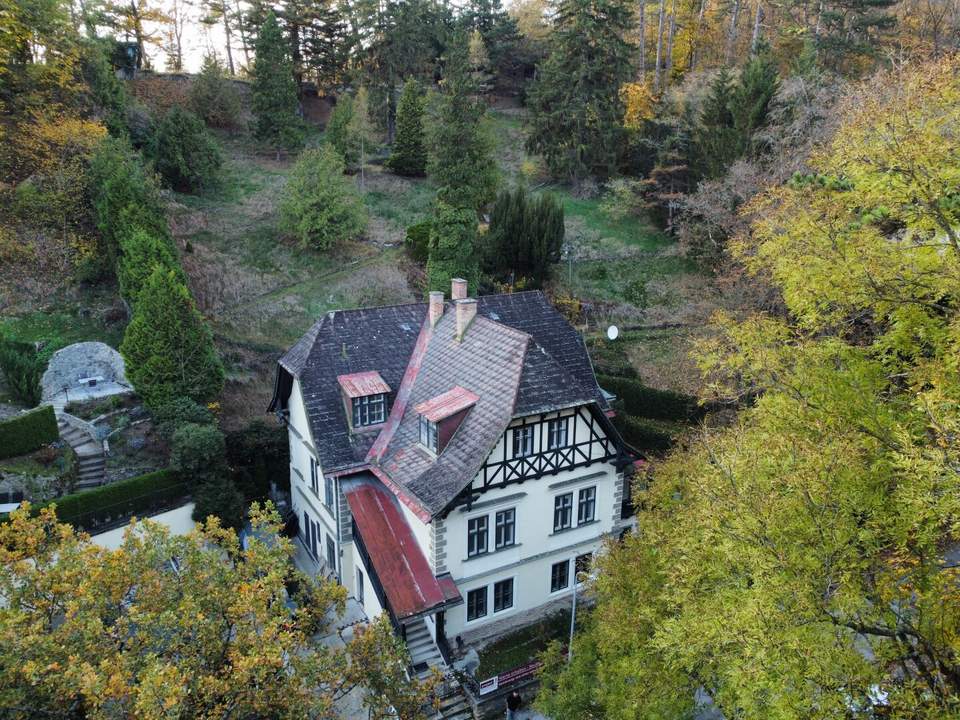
[475,609,571,680]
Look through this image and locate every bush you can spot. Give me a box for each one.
[612,413,675,452]
[279,145,368,250]
[148,106,222,193]
[193,473,246,531]
[598,374,702,422]
[170,422,226,479]
[404,221,432,263]
[151,396,214,438]
[117,228,185,306]
[45,469,188,529]
[0,340,43,407]
[0,406,59,459]
[226,420,289,501]
[189,54,242,128]
[485,186,564,288]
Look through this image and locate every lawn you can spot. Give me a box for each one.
[475,609,571,679]
[0,307,125,351]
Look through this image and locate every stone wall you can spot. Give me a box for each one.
[41,342,127,401]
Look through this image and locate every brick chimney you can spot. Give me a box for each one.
[429,291,444,327]
[451,278,468,300]
[455,298,477,341]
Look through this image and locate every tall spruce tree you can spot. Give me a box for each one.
[694,68,739,179]
[525,0,635,187]
[731,43,779,157]
[426,202,480,293]
[387,78,426,176]
[117,229,185,307]
[427,33,498,212]
[120,267,224,408]
[251,11,302,148]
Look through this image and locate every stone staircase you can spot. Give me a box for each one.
[405,619,475,720]
[57,415,106,490]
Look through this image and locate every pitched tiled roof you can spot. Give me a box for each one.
[414,386,480,422]
[338,370,391,398]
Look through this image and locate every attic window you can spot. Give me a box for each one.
[414,386,479,454]
[419,415,439,453]
[338,371,391,428]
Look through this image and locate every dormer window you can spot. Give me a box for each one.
[337,371,391,429]
[414,385,479,455]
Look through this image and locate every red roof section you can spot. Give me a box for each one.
[414,385,480,422]
[345,483,450,620]
[337,371,391,398]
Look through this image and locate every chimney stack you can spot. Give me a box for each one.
[451,278,468,300]
[429,291,444,327]
[455,298,477,341]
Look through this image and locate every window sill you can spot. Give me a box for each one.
[463,543,521,563]
[550,520,598,537]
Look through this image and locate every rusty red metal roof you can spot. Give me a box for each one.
[337,370,391,398]
[437,574,463,605]
[414,385,480,422]
[344,482,451,620]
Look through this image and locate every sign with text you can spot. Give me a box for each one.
[478,659,543,695]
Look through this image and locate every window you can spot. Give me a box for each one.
[356,569,365,604]
[575,552,593,582]
[547,417,569,449]
[553,493,573,531]
[310,519,318,558]
[512,425,534,457]
[324,473,335,507]
[551,559,570,592]
[468,516,488,557]
[578,486,596,524]
[467,587,487,621]
[493,578,514,612]
[326,534,337,570]
[353,393,387,427]
[309,457,319,495]
[419,414,438,453]
[495,508,515,549]
[302,510,309,544]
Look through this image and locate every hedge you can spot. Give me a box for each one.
[43,468,188,529]
[0,405,59,460]
[612,413,676,453]
[598,374,702,422]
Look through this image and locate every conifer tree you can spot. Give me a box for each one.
[486,186,564,287]
[525,0,634,187]
[149,106,222,193]
[120,267,224,408]
[117,229,185,307]
[427,33,498,212]
[731,42,779,157]
[325,94,356,165]
[387,78,426,177]
[251,11,302,148]
[693,68,739,179]
[426,202,480,293]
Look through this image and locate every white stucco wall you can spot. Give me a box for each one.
[350,541,385,620]
[91,502,196,550]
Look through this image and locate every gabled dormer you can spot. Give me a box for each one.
[338,371,391,431]
[415,386,479,455]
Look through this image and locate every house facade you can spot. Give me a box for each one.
[269,281,635,672]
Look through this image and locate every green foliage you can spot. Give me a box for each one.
[44,469,187,529]
[325,94,356,164]
[387,78,426,177]
[0,339,43,407]
[79,38,131,138]
[117,228,184,306]
[189,54,242,128]
[597,374,701,422]
[192,472,246,531]
[149,106,222,193]
[428,34,499,211]
[611,412,675,452]
[485,186,564,287]
[279,145,368,250]
[731,44,780,157]
[225,420,288,501]
[0,406,59,459]
[120,267,224,409]
[251,11,302,149]
[404,220,432,263]
[150,396,215,439]
[170,422,226,480]
[426,202,480,293]
[525,0,635,185]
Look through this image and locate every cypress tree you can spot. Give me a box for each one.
[117,229,185,307]
[120,267,224,408]
[426,202,480,293]
[252,11,302,148]
[387,78,426,177]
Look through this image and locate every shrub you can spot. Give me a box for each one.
[0,406,60,460]
[170,422,226,480]
[426,202,480,293]
[404,221,432,263]
[279,145,368,250]
[226,420,288,501]
[0,340,43,407]
[599,178,648,222]
[148,106,222,193]
[189,54,242,128]
[45,469,188,529]
[612,413,675,452]
[151,396,215,438]
[325,94,356,165]
[192,472,246,531]
[598,374,702,422]
[387,79,426,177]
[485,186,564,288]
[117,228,185,306]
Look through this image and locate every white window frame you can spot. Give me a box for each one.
[550,559,570,593]
[512,424,535,458]
[353,393,387,427]
[577,486,596,525]
[467,515,488,557]
[419,414,439,453]
[553,492,573,532]
[494,508,515,549]
[547,417,569,449]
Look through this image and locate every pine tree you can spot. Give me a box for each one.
[189,54,242,128]
[117,229,185,307]
[525,0,635,187]
[120,267,224,408]
[387,78,426,177]
[427,33,498,212]
[731,42,779,157]
[486,186,564,287]
[693,68,739,179]
[251,11,302,149]
[426,202,480,293]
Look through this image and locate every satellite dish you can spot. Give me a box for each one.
[607,325,619,341]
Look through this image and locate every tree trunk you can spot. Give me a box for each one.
[726,0,741,63]
[664,0,677,87]
[750,1,764,52]
[234,0,251,66]
[690,0,706,70]
[222,6,235,76]
[639,0,646,80]
[653,0,666,92]
[131,1,145,69]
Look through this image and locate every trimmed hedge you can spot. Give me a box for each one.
[44,469,188,529]
[0,405,59,459]
[598,374,702,422]
[612,413,676,453]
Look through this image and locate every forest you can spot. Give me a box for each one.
[2,0,960,716]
